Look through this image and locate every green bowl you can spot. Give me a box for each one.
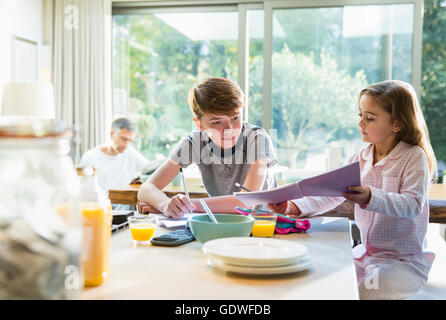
[189,214,255,244]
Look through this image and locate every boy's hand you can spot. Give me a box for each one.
[268,201,301,218]
[343,186,371,208]
[160,194,196,219]
[137,201,159,214]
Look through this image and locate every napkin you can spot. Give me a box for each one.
[274,214,311,234]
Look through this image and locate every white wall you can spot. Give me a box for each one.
[14,0,44,44]
[0,0,15,104]
[0,0,44,106]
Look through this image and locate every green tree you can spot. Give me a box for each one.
[250,46,367,168]
[113,14,238,158]
[421,0,446,167]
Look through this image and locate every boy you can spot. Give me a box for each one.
[137,78,277,218]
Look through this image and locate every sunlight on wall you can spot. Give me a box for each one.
[0,0,14,108]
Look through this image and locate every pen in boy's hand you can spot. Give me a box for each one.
[235,182,252,192]
[180,168,190,199]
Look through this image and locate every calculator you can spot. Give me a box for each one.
[151,226,195,246]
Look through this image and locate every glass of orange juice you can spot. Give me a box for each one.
[128,216,156,245]
[250,213,277,237]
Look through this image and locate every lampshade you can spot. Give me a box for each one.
[1,82,55,119]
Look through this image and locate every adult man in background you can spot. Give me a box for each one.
[80,117,157,208]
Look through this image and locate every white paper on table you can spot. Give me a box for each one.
[156,213,204,229]
[158,220,187,228]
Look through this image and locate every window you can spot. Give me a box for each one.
[246,9,264,127]
[266,4,415,181]
[113,9,239,160]
[422,0,446,181]
[112,1,425,182]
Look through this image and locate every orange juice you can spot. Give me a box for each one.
[81,202,112,287]
[130,224,156,241]
[252,220,276,237]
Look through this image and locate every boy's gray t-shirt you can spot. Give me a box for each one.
[169,122,278,197]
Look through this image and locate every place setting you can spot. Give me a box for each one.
[202,237,311,275]
[191,201,312,276]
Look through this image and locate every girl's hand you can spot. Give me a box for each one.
[343,186,371,207]
[160,194,196,219]
[268,201,302,218]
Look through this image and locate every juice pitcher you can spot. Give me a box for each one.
[77,167,112,286]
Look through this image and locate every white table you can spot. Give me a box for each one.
[82,217,359,300]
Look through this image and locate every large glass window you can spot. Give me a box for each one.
[247,9,264,127]
[113,10,238,160]
[112,2,426,183]
[422,0,446,181]
[267,4,414,181]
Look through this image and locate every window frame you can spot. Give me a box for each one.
[112,0,423,136]
[261,0,423,131]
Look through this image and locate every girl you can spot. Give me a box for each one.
[270,80,437,300]
[138,78,278,218]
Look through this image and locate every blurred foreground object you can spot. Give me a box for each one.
[0,120,83,299]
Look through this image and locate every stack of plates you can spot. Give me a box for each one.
[202,237,311,275]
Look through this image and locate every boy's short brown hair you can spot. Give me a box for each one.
[188,78,244,119]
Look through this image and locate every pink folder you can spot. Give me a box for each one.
[234,161,360,207]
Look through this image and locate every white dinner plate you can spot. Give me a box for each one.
[207,255,312,275]
[202,237,308,267]
[204,252,308,267]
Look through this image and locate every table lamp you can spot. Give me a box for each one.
[1,82,55,119]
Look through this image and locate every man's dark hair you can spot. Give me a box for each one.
[111,117,134,132]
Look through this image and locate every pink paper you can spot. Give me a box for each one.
[234,161,360,207]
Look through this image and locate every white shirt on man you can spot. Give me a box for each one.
[80,145,150,193]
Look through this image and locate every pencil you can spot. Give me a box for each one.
[179,168,190,199]
[235,182,252,192]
